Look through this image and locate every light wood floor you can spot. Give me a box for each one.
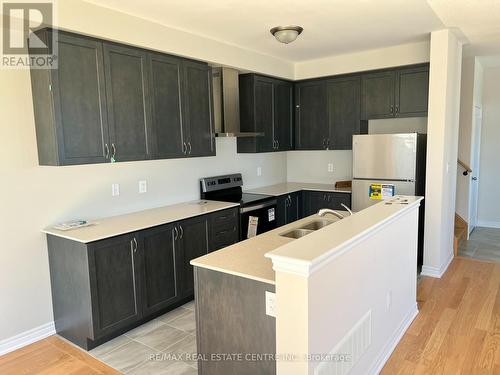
[0,335,118,375]
[1,257,499,375]
[382,257,500,374]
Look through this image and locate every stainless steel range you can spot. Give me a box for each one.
[200,174,277,240]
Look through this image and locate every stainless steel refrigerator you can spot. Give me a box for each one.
[352,133,427,267]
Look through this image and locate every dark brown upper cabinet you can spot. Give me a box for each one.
[295,77,361,150]
[396,66,429,117]
[294,80,329,150]
[30,29,215,166]
[327,77,361,150]
[182,61,215,157]
[30,30,110,165]
[148,53,184,159]
[103,44,153,162]
[237,74,293,153]
[361,64,429,119]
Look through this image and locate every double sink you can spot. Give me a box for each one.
[280,218,337,239]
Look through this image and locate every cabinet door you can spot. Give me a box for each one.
[182,61,215,157]
[396,66,429,117]
[274,82,293,151]
[286,193,300,224]
[88,234,141,338]
[139,224,180,316]
[103,44,152,161]
[178,216,209,297]
[303,191,330,216]
[149,53,185,159]
[254,78,274,152]
[295,81,328,150]
[361,71,395,119]
[50,33,109,165]
[276,195,288,227]
[328,77,361,150]
[326,193,351,211]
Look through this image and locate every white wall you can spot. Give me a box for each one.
[368,118,428,134]
[477,66,500,227]
[295,41,430,80]
[286,151,352,184]
[422,30,463,278]
[456,57,483,228]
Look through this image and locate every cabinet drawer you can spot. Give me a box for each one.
[208,208,239,252]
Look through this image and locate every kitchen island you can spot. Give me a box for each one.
[191,196,423,375]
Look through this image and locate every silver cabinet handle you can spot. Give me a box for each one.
[276,140,280,150]
[187,142,192,155]
[179,225,184,239]
[111,143,116,159]
[183,142,187,155]
[104,143,109,159]
[390,105,394,114]
[133,237,138,252]
[129,237,138,313]
[174,226,178,240]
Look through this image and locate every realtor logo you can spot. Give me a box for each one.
[2,1,57,68]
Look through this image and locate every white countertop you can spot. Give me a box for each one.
[190,214,342,285]
[191,196,423,283]
[43,200,239,243]
[245,182,351,196]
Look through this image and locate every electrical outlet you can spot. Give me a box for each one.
[257,167,262,176]
[139,180,147,194]
[386,290,392,310]
[265,291,276,317]
[328,163,334,173]
[111,183,120,197]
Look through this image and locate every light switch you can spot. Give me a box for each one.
[265,291,276,317]
[257,167,262,176]
[111,183,120,197]
[328,163,334,173]
[139,180,147,194]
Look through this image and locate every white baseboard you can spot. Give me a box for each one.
[369,303,419,375]
[477,220,500,229]
[0,321,55,356]
[421,251,454,278]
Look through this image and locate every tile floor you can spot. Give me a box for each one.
[90,301,198,374]
[458,226,500,262]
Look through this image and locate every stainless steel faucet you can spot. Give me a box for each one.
[317,204,353,219]
[317,209,345,219]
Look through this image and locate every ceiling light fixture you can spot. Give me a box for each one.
[270,25,303,44]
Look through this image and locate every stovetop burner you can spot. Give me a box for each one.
[200,174,274,207]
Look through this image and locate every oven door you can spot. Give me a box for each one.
[239,199,277,240]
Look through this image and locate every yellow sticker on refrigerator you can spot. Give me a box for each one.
[369,184,395,200]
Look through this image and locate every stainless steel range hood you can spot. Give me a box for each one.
[212,67,263,137]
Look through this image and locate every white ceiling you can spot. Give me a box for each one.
[83,0,500,62]
[428,0,500,56]
[83,0,444,62]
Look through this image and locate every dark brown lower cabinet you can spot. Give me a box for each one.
[302,191,352,217]
[276,192,301,226]
[88,234,142,339]
[139,224,179,316]
[46,208,238,350]
[177,215,210,297]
